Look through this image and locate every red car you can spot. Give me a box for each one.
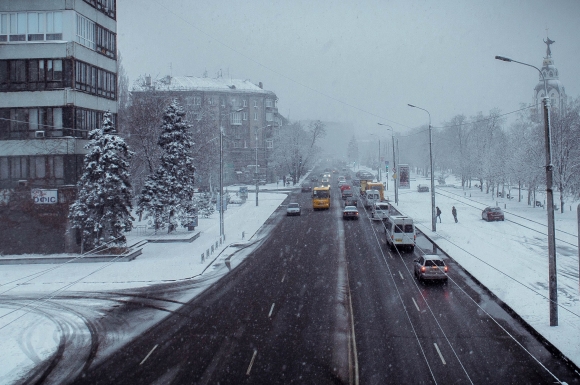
[340,184,351,192]
[482,207,505,221]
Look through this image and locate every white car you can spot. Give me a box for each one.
[286,202,301,216]
[414,254,448,282]
[371,202,390,220]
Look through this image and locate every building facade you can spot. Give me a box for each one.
[133,76,283,185]
[0,0,117,254]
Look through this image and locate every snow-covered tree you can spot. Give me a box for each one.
[69,112,134,251]
[136,100,196,232]
[347,135,359,165]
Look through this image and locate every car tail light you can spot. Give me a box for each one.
[444,266,448,272]
[414,234,416,240]
[421,266,426,272]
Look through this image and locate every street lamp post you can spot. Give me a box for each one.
[254,124,271,206]
[495,55,558,326]
[219,126,224,238]
[377,123,397,204]
[407,104,436,232]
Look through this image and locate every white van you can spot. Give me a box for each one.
[371,201,390,221]
[384,215,416,251]
[364,189,380,208]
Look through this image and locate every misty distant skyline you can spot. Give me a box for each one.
[118,0,580,136]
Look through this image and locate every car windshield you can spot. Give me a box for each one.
[312,190,329,198]
[4,2,578,384]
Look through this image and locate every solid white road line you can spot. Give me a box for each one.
[281,274,286,283]
[399,271,404,280]
[139,344,158,366]
[268,303,275,318]
[434,343,446,365]
[412,297,420,312]
[246,349,258,375]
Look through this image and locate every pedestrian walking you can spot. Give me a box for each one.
[452,206,457,223]
[436,206,442,223]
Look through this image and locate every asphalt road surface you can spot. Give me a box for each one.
[62,171,578,384]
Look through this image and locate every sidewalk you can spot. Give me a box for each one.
[0,190,289,294]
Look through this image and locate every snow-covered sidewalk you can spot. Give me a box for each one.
[386,171,580,368]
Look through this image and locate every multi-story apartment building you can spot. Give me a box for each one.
[133,76,283,185]
[0,0,117,254]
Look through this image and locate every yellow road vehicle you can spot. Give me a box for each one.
[312,186,331,210]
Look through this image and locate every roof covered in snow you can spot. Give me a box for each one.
[135,76,276,96]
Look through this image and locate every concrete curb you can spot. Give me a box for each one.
[0,247,143,265]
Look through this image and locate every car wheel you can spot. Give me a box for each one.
[409,246,415,252]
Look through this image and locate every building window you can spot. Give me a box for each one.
[83,0,117,19]
[265,99,273,108]
[253,100,258,108]
[75,61,116,100]
[233,141,240,148]
[9,60,26,90]
[266,112,273,122]
[96,24,116,59]
[9,13,26,41]
[0,59,68,91]
[230,112,242,125]
[243,99,248,107]
[220,97,225,107]
[0,12,62,42]
[254,112,258,121]
[73,108,115,138]
[76,14,95,49]
[194,96,201,105]
[243,112,248,121]
[45,12,63,40]
[0,14,7,41]
[266,139,273,149]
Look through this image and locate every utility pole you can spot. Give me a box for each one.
[219,126,224,238]
[495,54,558,326]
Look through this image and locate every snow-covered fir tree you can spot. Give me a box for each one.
[136,100,196,232]
[69,112,134,251]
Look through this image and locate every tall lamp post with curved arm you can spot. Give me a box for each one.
[495,55,558,326]
[377,123,398,204]
[254,124,272,206]
[407,104,436,232]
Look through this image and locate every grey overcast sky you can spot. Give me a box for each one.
[118,0,580,134]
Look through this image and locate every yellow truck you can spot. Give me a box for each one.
[366,182,385,201]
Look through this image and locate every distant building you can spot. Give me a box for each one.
[534,36,567,112]
[132,76,283,184]
[0,0,117,254]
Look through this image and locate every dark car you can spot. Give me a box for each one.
[482,206,505,221]
[310,177,319,182]
[343,206,359,220]
[417,184,429,192]
[301,183,312,192]
[344,197,357,207]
